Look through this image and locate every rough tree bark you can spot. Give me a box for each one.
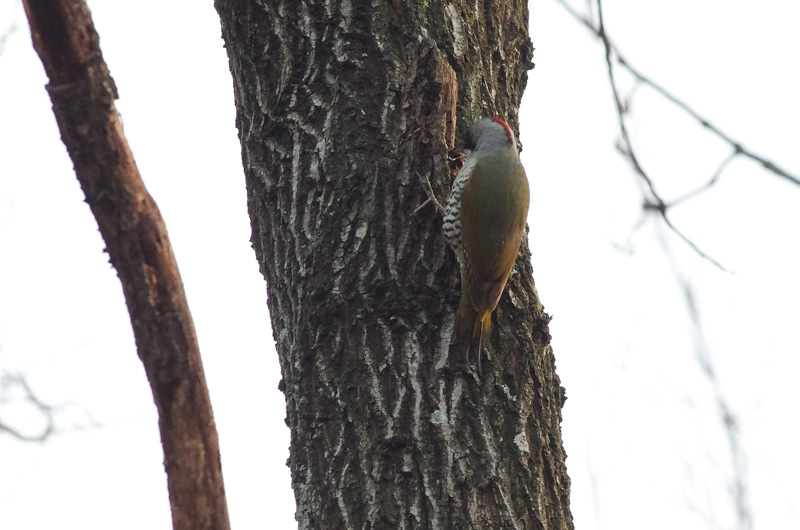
[216,1,572,528]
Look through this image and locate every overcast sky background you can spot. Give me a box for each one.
[1,0,798,528]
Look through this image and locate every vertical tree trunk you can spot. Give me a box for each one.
[216,1,572,528]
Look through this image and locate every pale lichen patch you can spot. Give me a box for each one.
[445,4,466,58]
[514,431,530,454]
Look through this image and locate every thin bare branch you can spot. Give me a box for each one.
[656,235,753,530]
[0,0,19,57]
[562,2,756,525]
[0,420,51,442]
[660,212,730,273]
[669,150,738,208]
[0,23,17,56]
[618,57,800,187]
[595,0,729,271]
[0,372,54,442]
[1,371,104,441]
[555,0,800,187]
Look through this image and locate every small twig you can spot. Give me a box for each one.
[618,56,800,187]
[656,233,753,530]
[596,2,659,202]
[412,197,433,215]
[0,372,104,441]
[412,172,447,215]
[0,23,17,56]
[669,150,738,208]
[595,0,728,272]
[0,0,19,58]
[0,373,54,442]
[660,212,730,273]
[612,209,649,256]
[0,420,52,442]
[555,0,800,188]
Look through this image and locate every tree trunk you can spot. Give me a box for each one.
[216,1,572,528]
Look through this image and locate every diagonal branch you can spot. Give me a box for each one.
[21,1,229,528]
[618,57,800,187]
[556,0,800,187]
[594,0,729,272]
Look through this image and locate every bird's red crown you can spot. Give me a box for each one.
[491,117,513,140]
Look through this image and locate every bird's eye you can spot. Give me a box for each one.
[464,131,476,151]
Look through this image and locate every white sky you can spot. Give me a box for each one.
[1,0,798,529]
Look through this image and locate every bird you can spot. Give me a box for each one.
[422,117,530,371]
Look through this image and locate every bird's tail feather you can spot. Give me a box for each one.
[455,292,491,372]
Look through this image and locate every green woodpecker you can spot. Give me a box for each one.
[441,117,530,369]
